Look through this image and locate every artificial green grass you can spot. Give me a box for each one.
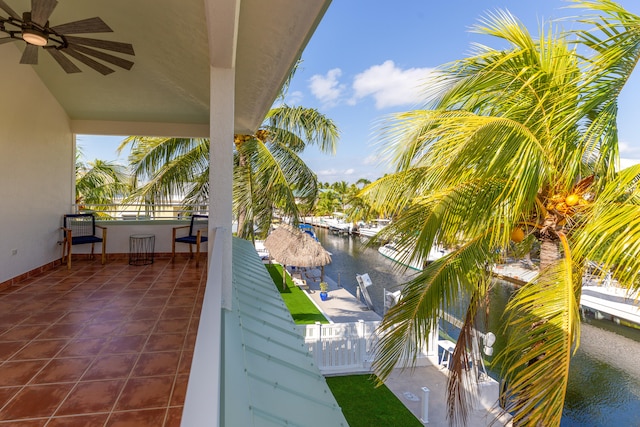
[326,374,423,427]
[265,264,329,324]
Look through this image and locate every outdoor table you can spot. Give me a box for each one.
[129,234,155,265]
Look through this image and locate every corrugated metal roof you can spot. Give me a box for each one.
[224,238,348,426]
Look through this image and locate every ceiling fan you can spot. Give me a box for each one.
[0,0,134,75]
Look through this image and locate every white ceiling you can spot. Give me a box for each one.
[0,0,331,136]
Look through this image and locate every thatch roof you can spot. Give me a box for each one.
[264,224,332,267]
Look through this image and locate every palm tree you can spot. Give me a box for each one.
[234,105,338,239]
[75,154,131,217]
[121,110,338,239]
[362,2,640,426]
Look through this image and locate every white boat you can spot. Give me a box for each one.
[357,219,391,239]
[378,242,449,271]
[323,214,355,235]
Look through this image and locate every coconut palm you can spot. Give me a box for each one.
[75,154,131,217]
[362,2,640,426]
[121,108,338,238]
[234,105,338,239]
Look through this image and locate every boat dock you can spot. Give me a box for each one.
[492,262,640,327]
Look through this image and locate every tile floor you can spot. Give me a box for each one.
[0,256,205,426]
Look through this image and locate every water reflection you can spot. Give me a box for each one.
[315,227,640,426]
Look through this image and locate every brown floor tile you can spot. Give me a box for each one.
[144,334,185,353]
[0,259,202,424]
[136,297,168,309]
[170,374,189,407]
[128,308,160,322]
[103,335,147,355]
[0,383,73,420]
[116,321,154,336]
[0,419,47,426]
[0,341,27,361]
[1,325,44,342]
[46,413,110,427]
[0,360,47,386]
[59,338,106,358]
[178,351,193,375]
[115,376,173,411]
[30,357,93,384]
[1,313,37,326]
[57,311,96,325]
[167,295,197,307]
[16,300,51,312]
[11,339,68,360]
[82,354,137,381]
[21,311,65,326]
[37,323,83,340]
[165,407,183,427]
[132,352,180,377]
[154,318,190,335]
[56,379,125,415]
[106,408,167,427]
[0,386,20,409]
[79,321,122,338]
[92,309,133,323]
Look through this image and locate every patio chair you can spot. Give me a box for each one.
[61,213,108,270]
[172,214,208,266]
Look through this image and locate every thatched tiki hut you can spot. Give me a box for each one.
[264,224,332,289]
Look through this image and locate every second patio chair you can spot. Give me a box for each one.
[172,214,208,266]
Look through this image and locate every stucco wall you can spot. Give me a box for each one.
[0,45,73,283]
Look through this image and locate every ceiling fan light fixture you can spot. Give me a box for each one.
[22,27,47,46]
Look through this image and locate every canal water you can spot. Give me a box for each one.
[315,227,640,426]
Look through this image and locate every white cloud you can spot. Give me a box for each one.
[620,157,640,170]
[344,168,355,175]
[317,169,339,177]
[309,68,346,107]
[363,154,383,166]
[351,60,438,109]
[286,90,304,105]
[619,141,640,156]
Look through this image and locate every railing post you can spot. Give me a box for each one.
[314,322,322,369]
[420,386,430,424]
[357,320,366,366]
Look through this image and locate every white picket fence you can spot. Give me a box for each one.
[297,320,437,375]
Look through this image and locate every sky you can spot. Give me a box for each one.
[80,0,640,184]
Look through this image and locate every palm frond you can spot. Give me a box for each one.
[497,250,580,426]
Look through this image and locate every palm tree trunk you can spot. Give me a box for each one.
[236,151,249,239]
[539,213,560,271]
[539,239,560,271]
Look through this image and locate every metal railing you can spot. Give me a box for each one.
[73,203,208,221]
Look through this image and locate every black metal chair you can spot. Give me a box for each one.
[61,213,107,269]
[172,214,208,266]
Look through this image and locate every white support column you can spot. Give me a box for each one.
[209,66,235,310]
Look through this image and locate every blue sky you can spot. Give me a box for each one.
[81,0,640,183]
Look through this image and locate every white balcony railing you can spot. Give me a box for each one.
[73,203,208,221]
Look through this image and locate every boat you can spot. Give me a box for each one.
[378,242,449,271]
[299,223,319,241]
[323,212,356,235]
[357,218,391,239]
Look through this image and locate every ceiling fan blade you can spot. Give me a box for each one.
[19,44,38,64]
[50,17,112,34]
[46,48,80,73]
[0,0,19,19]
[64,47,114,75]
[0,37,17,44]
[31,0,58,26]
[66,36,134,56]
[67,43,133,70]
